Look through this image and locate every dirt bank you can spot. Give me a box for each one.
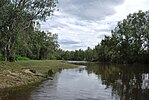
[0,60,77,90]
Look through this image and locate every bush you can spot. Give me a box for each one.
[0,53,4,61]
[15,55,30,61]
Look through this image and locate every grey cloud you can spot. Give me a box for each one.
[59,39,80,45]
[40,0,125,50]
[41,19,69,30]
[61,43,87,51]
[59,39,86,50]
[58,0,124,20]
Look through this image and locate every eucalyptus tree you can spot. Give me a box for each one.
[84,47,93,61]
[90,10,149,63]
[16,31,59,60]
[111,10,149,63]
[38,32,59,60]
[0,0,58,61]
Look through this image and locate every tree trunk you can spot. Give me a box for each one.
[4,43,15,62]
[4,47,7,61]
[7,50,15,62]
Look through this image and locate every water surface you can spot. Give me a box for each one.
[1,63,149,100]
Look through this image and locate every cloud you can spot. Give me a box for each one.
[58,39,88,51]
[58,0,124,20]
[106,0,149,24]
[40,12,115,50]
[59,39,80,45]
[40,0,129,50]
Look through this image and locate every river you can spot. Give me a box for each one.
[1,63,149,100]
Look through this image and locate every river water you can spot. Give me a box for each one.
[1,63,149,100]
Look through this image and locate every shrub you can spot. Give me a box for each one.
[15,55,30,61]
[0,53,4,61]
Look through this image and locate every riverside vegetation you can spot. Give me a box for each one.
[1,0,149,92]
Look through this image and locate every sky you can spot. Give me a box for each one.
[40,0,149,51]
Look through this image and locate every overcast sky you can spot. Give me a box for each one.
[40,0,149,51]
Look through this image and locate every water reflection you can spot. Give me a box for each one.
[30,66,115,100]
[85,63,149,100]
[1,63,149,100]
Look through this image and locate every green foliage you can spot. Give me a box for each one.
[0,53,4,61]
[15,55,30,61]
[0,0,57,61]
[93,10,149,63]
[15,31,59,60]
[56,48,97,62]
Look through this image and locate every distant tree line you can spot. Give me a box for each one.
[57,10,149,64]
[55,47,97,61]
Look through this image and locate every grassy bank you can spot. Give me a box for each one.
[0,60,77,90]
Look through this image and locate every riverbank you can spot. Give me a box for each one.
[0,60,77,90]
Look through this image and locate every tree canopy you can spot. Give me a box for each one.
[0,0,57,61]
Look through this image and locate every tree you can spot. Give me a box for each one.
[39,32,59,60]
[88,10,149,63]
[0,0,57,61]
[111,10,149,63]
[16,31,59,60]
[84,47,93,61]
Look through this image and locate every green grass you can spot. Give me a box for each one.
[0,60,78,90]
[0,60,77,72]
